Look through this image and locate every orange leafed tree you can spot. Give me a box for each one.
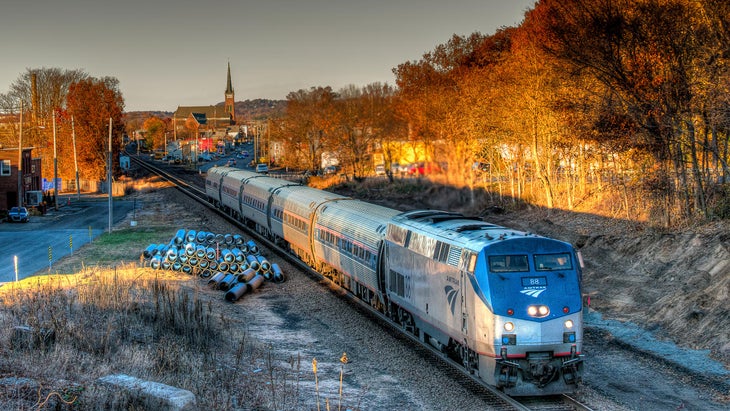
[534,0,730,224]
[280,87,338,172]
[66,77,125,181]
[143,116,168,152]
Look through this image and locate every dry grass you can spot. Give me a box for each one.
[0,240,350,410]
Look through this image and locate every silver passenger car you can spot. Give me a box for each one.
[219,169,261,218]
[269,185,346,266]
[205,166,229,207]
[237,173,292,236]
[313,199,399,294]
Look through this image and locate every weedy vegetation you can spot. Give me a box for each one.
[0,229,361,410]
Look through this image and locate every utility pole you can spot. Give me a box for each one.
[72,116,80,200]
[53,110,58,210]
[18,101,23,208]
[254,125,259,165]
[107,117,112,233]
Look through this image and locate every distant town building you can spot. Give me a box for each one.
[172,105,234,137]
[172,62,237,139]
[224,61,236,123]
[169,63,240,162]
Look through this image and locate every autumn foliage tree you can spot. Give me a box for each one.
[330,83,401,179]
[278,87,338,172]
[358,82,404,179]
[66,77,125,181]
[245,0,730,227]
[275,84,403,179]
[386,0,730,225]
[0,68,87,122]
[534,0,730,225]
[143,116,168,152]
[0,68,89,187]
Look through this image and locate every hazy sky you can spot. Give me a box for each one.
[0,0,535,112]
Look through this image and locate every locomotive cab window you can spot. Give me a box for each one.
[534,253,572,271]
[488,255,529,273]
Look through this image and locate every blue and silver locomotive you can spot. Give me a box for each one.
[206,167,584,395]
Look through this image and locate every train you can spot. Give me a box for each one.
[205,166,584,396]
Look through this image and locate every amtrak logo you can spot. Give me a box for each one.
[445,286,459,315]
[520,288,546,298]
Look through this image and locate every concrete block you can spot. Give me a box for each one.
[97,374,196,411]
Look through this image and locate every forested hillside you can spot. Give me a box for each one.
[233,99,286,120]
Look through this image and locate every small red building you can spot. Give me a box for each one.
[0,148,42,210]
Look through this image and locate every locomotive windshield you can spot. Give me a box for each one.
[534,253,572,271]
[488,255,529,272]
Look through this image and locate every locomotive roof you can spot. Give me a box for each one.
[391,209,539,248]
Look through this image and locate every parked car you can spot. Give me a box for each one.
[375,164,386,176]
[323,165,339,175]
[8,206,29,223]
[255,163,269,174]
[227,158,237,167]
[472,161,490,172]
[390,163,408,175]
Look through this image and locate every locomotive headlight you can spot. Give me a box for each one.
[564,319,574,329]
[503,322,514,332]
[528,305,550,318]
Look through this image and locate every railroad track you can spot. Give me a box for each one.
[130,155,594,411]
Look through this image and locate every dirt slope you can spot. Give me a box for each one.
[498,209,730,367]
[330,179,730,368]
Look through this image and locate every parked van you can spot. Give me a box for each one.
[255,164,269,174]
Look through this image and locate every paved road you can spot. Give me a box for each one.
[0,195,134,283]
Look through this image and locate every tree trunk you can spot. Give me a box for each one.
[531,133,554,208]
[685,120,707,218]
